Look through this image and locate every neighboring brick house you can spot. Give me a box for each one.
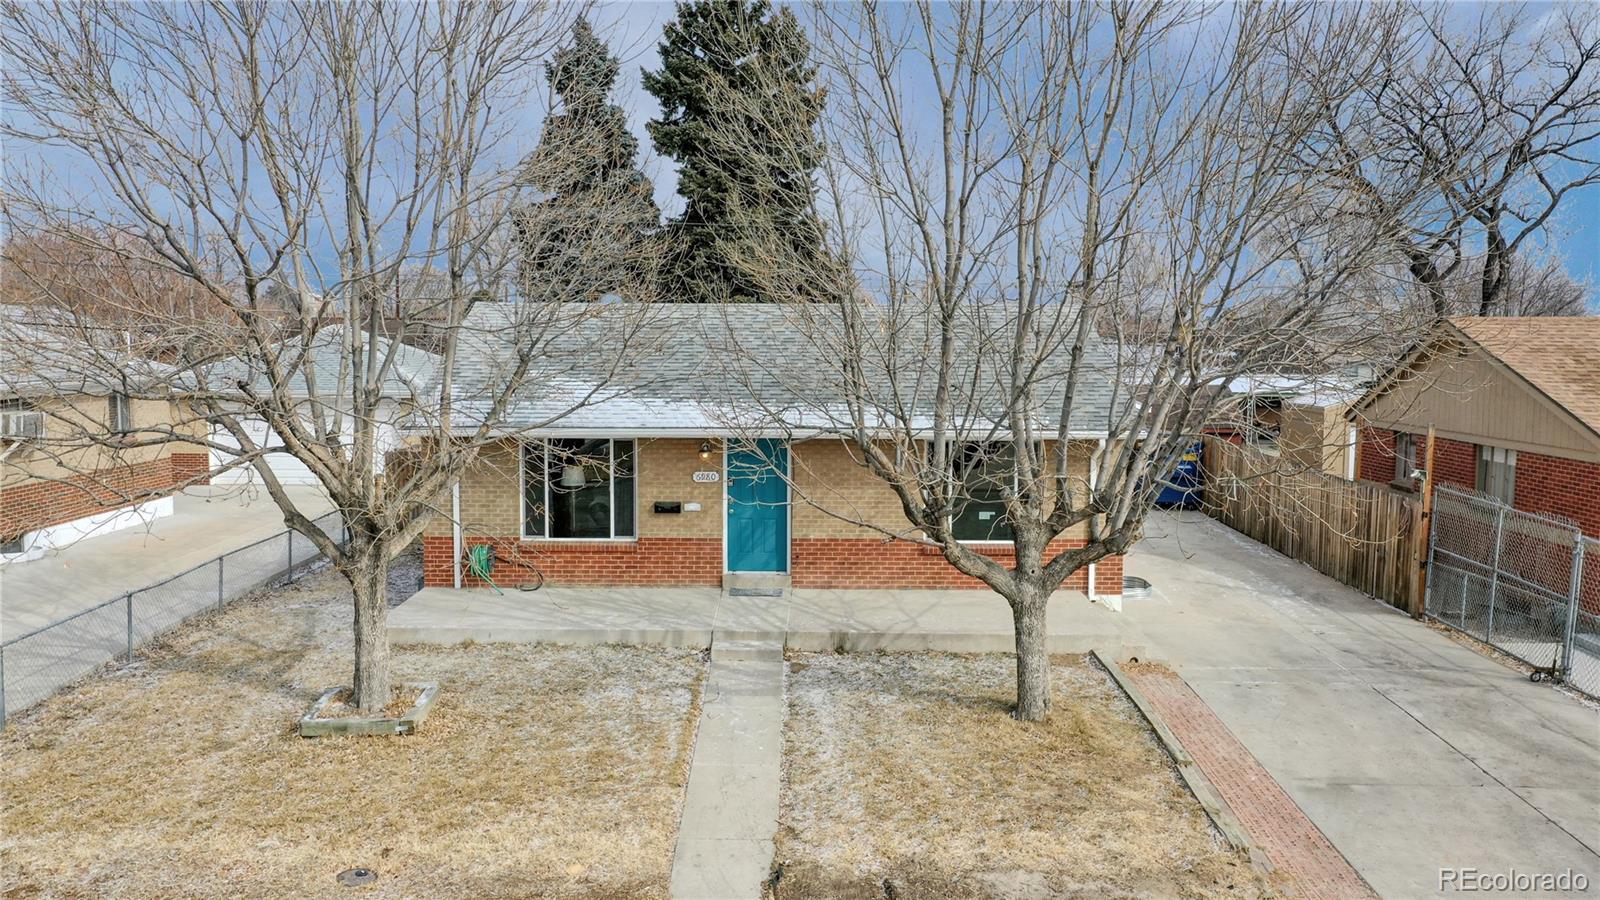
[420,303,1127,602]
[1348,317,1600,539]
[2,371,208,564]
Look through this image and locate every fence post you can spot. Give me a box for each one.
[287,532,294,576]
[218,555,226,609]
[1485,506,1506,643]
[124,592,134,660]
[1413,425,1436,619]
[1559,537,1585,682]
[1422,502,1440,622]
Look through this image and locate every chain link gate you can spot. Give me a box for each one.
[1426,485,1598,700]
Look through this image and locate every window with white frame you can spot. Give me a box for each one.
[950,441,1017,542]
[1477,445,1517,505]
[522,439,636,539]
[108,392,130,433]
[1393,432,1416,484]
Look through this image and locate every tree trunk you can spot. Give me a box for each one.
[1408,256,1447,320]
[1478,223,1509,316]
[349,561,391,714]
[1011,588,1051,722]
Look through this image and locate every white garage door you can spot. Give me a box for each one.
[210,419,319,486]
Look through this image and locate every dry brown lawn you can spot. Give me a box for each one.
[771,652,1277,899]
[1,567,705,899]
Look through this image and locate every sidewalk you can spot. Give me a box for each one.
[1,485,332,638]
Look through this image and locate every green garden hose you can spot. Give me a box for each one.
[466,544,502,594]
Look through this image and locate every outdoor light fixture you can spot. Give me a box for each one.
[699,440,713,460]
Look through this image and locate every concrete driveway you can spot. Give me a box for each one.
[1126,511,1600,899]
[1,484,332,638]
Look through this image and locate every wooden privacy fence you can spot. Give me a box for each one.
[1201,436,1424,611]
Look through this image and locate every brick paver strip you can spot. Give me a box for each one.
[1128,668,1377,900]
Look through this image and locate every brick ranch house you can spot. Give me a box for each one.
[1348,316,1600,539]
[1,351,207,564]
[419,303,1126,602]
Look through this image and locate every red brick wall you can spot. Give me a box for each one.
[1093,553,1125,596]
[1357,428,1479,493]
[1,456,187,538]
[169,452,211,486]
[1431,437,1477,491]
[791,537,1122,593]
[1514,452,1600,540]
[423,535,723,588]
[1356,427,1397,483]
[421,533,1127,595]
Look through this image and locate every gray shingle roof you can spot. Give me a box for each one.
[0,314,173,398]
[209,326,439,401]
[446,301,1118,437]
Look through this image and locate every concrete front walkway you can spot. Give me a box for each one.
[1,485,331,637]
[669,646,785,899]
[1124,511,1600,900]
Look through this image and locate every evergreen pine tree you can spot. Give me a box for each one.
[518,18,660,300]
[644,0,825,302]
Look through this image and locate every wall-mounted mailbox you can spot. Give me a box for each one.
[653,501,683,515]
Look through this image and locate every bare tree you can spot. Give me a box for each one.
[1447,5,1600,315]
[1446,246,1594,316]
[700,1,1415,721]
[2,2,657,713]
[1293,2,1600,318]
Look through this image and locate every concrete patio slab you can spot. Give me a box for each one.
[389,581,1145,658]
[386,586,721,647]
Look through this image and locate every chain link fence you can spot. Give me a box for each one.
[1426,485,1597,700]
[1,511,346,725]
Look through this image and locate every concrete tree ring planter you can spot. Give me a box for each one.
[299,682,439,737]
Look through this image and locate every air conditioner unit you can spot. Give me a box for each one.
[0,410,45,441]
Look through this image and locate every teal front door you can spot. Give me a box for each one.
[726,439,789,573]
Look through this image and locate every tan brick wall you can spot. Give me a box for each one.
[791,438,1096,541]
[430,439,520,537]
[791,439,912,538]
[2,395,203,490]
[637,438,723,539]
[429,437,726,540]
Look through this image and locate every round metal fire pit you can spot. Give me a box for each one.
[1122,576,1152,601]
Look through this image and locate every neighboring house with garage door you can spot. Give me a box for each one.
[418,302,1128,602]
[208,327,439,488]
[1348,316,1600,538]
[1,324,208,563]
